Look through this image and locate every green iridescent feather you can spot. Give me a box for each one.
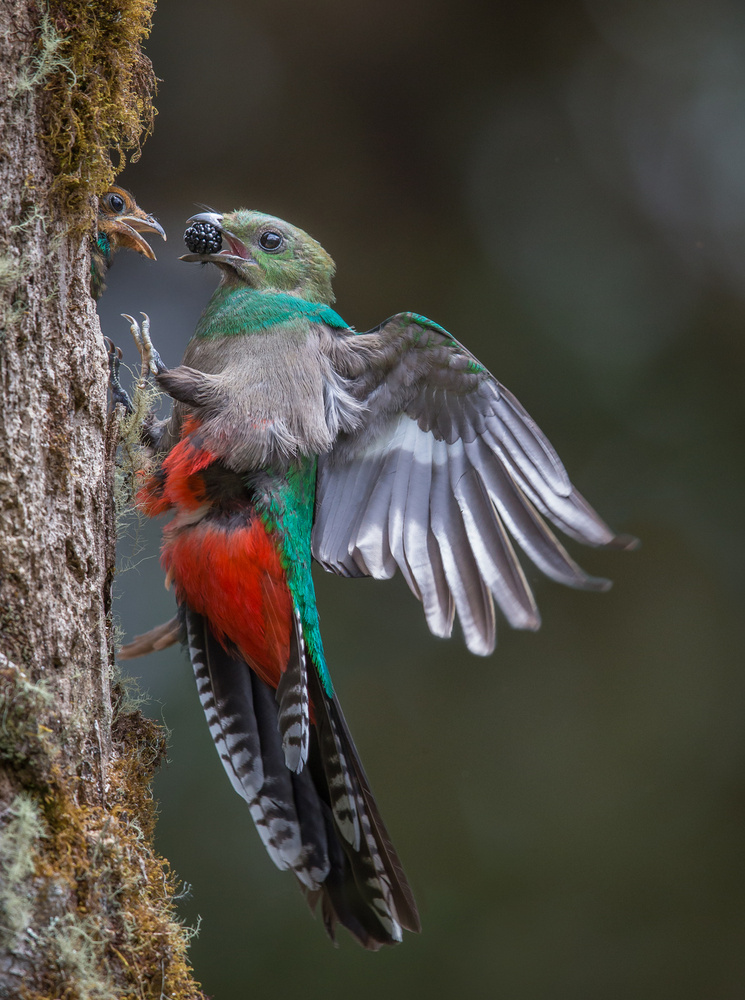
[90,231,111,300]
[253,458,333,698]
[196,286,347,339]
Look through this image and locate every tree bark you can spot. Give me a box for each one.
[0,3,203,997]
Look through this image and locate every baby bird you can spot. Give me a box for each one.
[91,186,165,300]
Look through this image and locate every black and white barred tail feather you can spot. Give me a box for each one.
[276,607,311,773]
[184,606,418,948]
[306,665,421,940]
[186,608,328,886]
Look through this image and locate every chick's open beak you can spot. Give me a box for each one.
[112,214,167,260]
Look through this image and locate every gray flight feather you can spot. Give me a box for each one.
[313,312,636,651]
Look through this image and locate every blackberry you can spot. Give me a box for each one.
[184,221,222,255]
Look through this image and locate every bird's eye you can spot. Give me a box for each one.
[108,193,125,213]
[259,230,283,251]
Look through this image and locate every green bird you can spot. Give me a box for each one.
[119,209,635,949]
[91,186,166,300]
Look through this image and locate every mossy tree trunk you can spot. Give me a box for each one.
[0,3,203,997]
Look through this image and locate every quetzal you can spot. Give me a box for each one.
[91,186,166,300]
[117,209,635,949]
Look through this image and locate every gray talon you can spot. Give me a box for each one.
[105,336,132,412]
[121,311,167,384]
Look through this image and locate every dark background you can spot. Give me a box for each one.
[98,0,745,996]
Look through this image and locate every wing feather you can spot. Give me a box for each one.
[313,312,635,649]
[429,437,495,655]
[400,428,455,638]
[347,423,410,578]
[386,415,424,598]
[464,437,611,591]
[315,445,381,578]
[450,448,539,631]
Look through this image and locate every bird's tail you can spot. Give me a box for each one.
[183,606,420,949]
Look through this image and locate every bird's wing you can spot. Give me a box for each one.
[313,312,636,655]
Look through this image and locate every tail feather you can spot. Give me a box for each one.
[186,608,329,888]
[183,605,419,947]
[314,689,361,851]
[308,667,421,937]
[306,799,397,951]
[334,695,421,933]
[275,607,311,773]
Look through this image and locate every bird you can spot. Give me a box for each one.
[116,208,636,950]
[91,186,166,300]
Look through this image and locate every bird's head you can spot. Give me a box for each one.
[97,186,167,261]
[181,209,336,304]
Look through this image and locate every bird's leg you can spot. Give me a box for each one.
[121,312,167,385]
[119,312,170,452]
[104,337,133,413]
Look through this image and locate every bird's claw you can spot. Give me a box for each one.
[104,336,123,363]
[104,336,133,412]
[121,312,167,384]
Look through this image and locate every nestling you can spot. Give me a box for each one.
[91,186,166,300]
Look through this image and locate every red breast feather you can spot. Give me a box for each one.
[138,418,292,690]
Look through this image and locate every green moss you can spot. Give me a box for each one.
[44,913,120,1000]
[31,1,158,223]
[1,659,204,999]
[25,713,205,1000]
[114,369,161,519]
[0,250,30,337]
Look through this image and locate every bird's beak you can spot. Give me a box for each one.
[111,214,167,260]
[180,212,256,266]
[186,211,222,227]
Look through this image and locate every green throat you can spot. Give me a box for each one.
[196,286,348,339]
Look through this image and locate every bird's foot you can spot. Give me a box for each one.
[104,337,133,413]
[121,312,167,386]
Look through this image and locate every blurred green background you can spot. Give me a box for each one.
[99,0,745,996]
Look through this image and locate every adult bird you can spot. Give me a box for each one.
[91,186,166,300]
[118,209,635,949]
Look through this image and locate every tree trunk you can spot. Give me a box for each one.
[0,3,203,997]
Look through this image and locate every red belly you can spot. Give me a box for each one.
[137,417,292,691]
[163,514,292,691]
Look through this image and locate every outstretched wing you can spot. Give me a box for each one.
[313,312,636,656]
